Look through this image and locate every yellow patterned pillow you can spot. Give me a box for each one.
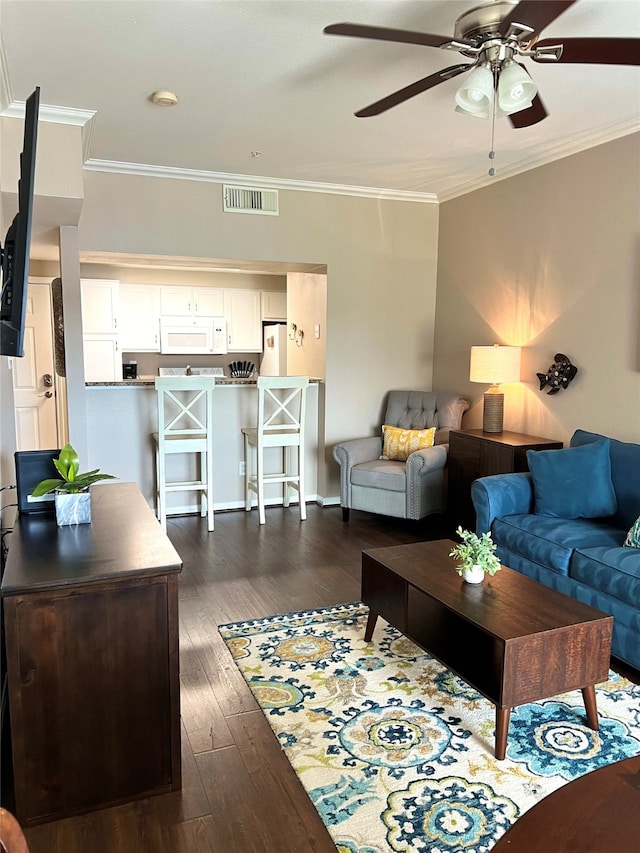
[381,425,436,461]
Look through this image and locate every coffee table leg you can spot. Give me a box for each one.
[581,685,599,730]
[495,707,511,760]
[364,610,378,642]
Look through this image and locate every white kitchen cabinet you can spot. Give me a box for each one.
[120,284,161,351]
[80,279,119,334]
[83,335,121,382]
[81,279,120,381]
[261,291,287,321]
[160,286,224,317]
[224,289,262,352]
[196,287,226,316]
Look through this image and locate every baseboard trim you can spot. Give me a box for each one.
[164,495,329,516]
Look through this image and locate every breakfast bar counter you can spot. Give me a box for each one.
[84,379,322,516]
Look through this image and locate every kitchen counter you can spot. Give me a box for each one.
[86,378,322,387]
[84,380,321,516]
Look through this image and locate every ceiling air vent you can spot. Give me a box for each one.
[223,185,279,216]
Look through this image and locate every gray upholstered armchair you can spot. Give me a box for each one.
[333,390,470,522]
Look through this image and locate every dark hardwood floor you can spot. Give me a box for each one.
[13,505,640,852]
[19,505,449,852]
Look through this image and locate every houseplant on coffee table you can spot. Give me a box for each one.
[449,525,501,583]
[31,443,116,526]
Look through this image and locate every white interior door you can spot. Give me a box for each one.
[13,282,59,450]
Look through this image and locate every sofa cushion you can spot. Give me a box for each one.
[351,460,406,492]
[491,514,624,576]
[570,545,640,607]
[571,430,640,531]
[526,439,617,519]
[380,425,436,461]
[625,515,640,548]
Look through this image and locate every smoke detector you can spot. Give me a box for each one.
[150,90,178,107]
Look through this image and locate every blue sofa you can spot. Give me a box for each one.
[472,429,640,670]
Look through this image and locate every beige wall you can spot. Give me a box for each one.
[75,171,440,499]
[434,132,640,445]
[1,117,84,251]
[0,117,84,203]
[77,265,285,291]
[286,273,327,381]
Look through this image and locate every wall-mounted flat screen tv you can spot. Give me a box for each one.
[0,86,40,357]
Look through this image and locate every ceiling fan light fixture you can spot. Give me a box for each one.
[497,62,537,114]
[454,64,494,117]
[455,103,489,119]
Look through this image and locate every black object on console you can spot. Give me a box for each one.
[14,448,59,514]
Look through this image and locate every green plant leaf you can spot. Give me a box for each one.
[31,444,117,497]
[53,458,69,480]
[31,478,64,497]
[449,526,501,576]
[58,443,79,481]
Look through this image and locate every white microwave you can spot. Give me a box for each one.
[160,316,227,355]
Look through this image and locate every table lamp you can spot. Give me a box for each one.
[470,344,522,433]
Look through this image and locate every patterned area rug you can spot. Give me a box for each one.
[219,602,640,852]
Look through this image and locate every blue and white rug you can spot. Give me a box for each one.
[219,602,640,852]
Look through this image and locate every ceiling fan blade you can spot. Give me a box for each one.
[508,94,548,128]
[355,64,472,117]
[324,22,471,49]
[533,37,640,65]
[497,1,577,38]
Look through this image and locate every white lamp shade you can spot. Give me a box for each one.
[455,65,494,117]
[498,62,537,114]
[470,345,522,385]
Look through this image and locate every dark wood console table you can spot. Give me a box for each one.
[448,429,563,530]
[1,482,183,826]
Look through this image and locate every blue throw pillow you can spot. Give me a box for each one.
[526,439,617,519]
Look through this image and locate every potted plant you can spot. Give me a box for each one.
[449,525,501,584]
[31,444,116,526]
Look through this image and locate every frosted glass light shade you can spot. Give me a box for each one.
[498,62,537,114]
[455,65,494,117]
[469,345,522,385]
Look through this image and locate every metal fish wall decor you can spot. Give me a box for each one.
[537,353,578,395]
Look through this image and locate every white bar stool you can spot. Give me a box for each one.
[153,376,216,532]
[241,376,309,525]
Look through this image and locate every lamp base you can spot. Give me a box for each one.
[482,391,504,433]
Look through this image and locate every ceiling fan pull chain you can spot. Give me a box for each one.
[488,70,498,177]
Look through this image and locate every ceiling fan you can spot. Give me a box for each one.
[324,0,640,128]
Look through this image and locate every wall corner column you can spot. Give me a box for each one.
[58,225,88,462]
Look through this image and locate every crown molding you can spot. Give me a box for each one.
[438,115,640,202]
[0,83,97,160]
[1,99,96,126]
[82,159,439,204]
[83,113,640,204]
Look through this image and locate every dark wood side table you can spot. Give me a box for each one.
[1,482,183,826]
[448,429,563,530]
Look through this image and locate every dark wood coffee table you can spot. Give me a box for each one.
[361,539,613,760]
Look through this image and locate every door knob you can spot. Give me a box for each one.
[39,391,53,398]
[43,373,53,387]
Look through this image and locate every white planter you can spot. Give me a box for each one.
[462,564,485,584]
[54,491,91,526]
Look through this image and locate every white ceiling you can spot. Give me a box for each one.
[1,0,639,203]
